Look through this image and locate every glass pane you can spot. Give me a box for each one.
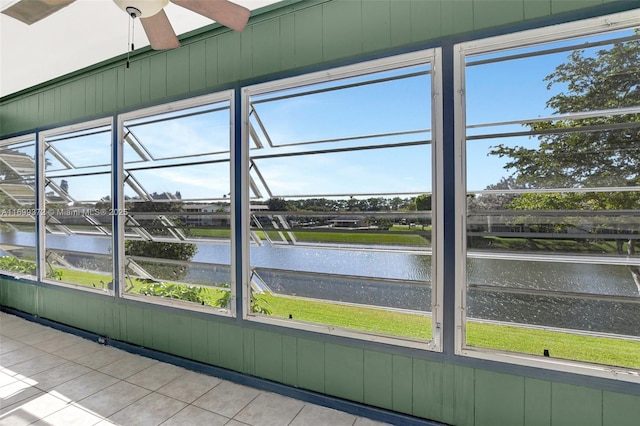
[0,138,36,277]
[43,125,113,288]
[248,62,435,342]
[464,27,640,369]
[122,100,233,312]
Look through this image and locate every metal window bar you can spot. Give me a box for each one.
[251,69,431,106]
[123,129,153,162]
[124,104,229,129]
[248,161,273,199]
[44,179,75,204]
[249,106,273,148]
[468,283,640,305]
[0,183,35,206]
[250,139,431,161]
[466,120,640,141]
[466,33,640,68]
[467,105,640,131]
[123,172,152,201]
[44,142,76,170]
[0,151,35,176]
[468,250,640,266]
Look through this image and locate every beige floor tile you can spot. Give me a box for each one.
[125,361,185,391]
[52,339,103,361]
[0,370,18,387]
[0,380,43,408]
[162,405,229,426]
[50,370,120,402]
[13,327,63,346]
[33,404,106,426]
[108,392,186,426]
[290,404,358,426]
[0,392,68,425]
[156,370,221,403]
[225,420,252,426]
[1,323,42,339]
[97,352,158,379]
[233,392,305,426]
[0,314,392,426]
[74,346,128,370]
[94,419,118,425]
[11,353,67,377]
[193,381,260,418]
[75,380,150,418]
[29,361,91,391]
[0,346,46,367]
[36,333,86,354]
[0,337,26,354]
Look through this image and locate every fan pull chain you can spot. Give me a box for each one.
[126,15,135,69]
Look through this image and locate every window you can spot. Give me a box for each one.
[243,51,443,348]
[41,120,114,290]
[0,135,36,278]
[455,13,640,379]
[118,93,234,314]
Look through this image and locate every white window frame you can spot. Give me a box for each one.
[116,91,236,316]
[38,118,114,293]
[0,133,37,280]
[241,49,444,351]
[454,10,640,383]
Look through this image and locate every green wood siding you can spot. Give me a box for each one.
[2,1,639,425]
[2,278,640,425]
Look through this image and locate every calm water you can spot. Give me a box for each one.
[2,231,639,336]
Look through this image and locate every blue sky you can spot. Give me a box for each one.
[35,27,636,204]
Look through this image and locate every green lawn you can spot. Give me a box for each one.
[49,267,640,370]
[262,294,432,339]
[467,322,640,369]
[189,227,429,246]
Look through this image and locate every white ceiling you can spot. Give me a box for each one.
[0,0,281,97]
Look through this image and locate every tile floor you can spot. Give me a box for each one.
[0,312,389,426]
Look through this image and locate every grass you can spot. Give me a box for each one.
[189,227,430,246]
[262,294,432,339]
[49,267,639,370]
[266,294,640,368]
[467,322,640,369]
[282,231,429,246]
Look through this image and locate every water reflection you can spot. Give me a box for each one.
[1,230,638,336]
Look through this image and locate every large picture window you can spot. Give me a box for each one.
[118,93,234,314]
[41,120,114,290]
[0,135,36,278]
[456,16,640,378]
[243,51,442,348]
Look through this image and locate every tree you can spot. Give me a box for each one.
[491,36,639,189]
[267,197,290,211]
[489,34,640,288]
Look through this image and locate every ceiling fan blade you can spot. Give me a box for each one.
[1,0,76,25]
[140,9,180,50]
[171,0,250,32]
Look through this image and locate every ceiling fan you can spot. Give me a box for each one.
[1,0,251,50]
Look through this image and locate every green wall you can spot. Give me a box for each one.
[2,278,639,425]
[2,1,640,425]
